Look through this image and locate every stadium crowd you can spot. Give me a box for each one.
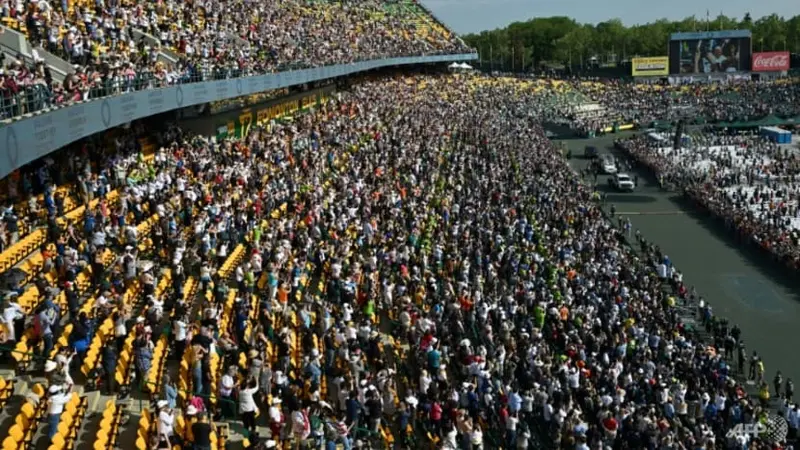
[551,79,800,132]
[617,131,800,273]
[0,0,469,118]
[0,73,795,450]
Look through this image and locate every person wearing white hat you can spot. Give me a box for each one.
[47,384,71,439]
[157,399,175,443]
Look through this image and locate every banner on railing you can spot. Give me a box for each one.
[0,53,478,180]
[208,88,290,115]
[218,91,330,140]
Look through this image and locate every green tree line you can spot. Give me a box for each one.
[462,13,800,71]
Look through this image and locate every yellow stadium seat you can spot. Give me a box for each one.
[9,424,24,442]
[15,414,29,431]
[95,432,109,448]
[20,403,35,420]
[58,422,73,442]
[50,433,66,450]
[3,436,18,450]
[31,383,45,397]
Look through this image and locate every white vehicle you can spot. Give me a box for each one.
[609,173,635,192]
[600,155,618,174]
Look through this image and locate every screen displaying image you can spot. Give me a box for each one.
[677,38,747,74]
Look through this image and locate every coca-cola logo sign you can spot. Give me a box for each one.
[752,52,790,72]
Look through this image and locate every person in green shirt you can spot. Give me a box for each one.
[244,269,255,294]
[253,225,263,246]
[534,304,545,329]
[363,299,375,319]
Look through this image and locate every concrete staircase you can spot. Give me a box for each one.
[130,29,182,68]
[0,25,73,84]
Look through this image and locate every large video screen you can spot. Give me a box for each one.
[669,31,752,74]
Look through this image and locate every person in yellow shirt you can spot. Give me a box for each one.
[759,381,770,407]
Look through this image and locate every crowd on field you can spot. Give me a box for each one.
[543,78,800,134]
[0,74,796,450]
[617,131,800,274]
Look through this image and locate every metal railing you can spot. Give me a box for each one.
[0,64,276,121]
[0,48,474,122]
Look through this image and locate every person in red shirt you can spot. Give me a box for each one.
[602,414,618,440]
[459,294,473,312]
[498,403,509,425]
[430,400,442,435]
[419,332,434,352]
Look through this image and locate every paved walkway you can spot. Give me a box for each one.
[563,134,800,387]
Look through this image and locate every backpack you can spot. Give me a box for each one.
[31,314,44,339]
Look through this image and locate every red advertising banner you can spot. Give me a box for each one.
[752,51,790,72]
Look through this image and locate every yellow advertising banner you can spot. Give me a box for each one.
[254,93,327,125]
[631,57,669,76]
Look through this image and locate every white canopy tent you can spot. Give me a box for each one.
[448,62,474,72]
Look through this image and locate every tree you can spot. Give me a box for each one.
[741,13,753,30]
[788,16,800,53]
[462,13,800,72]
[752,14,787,51]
